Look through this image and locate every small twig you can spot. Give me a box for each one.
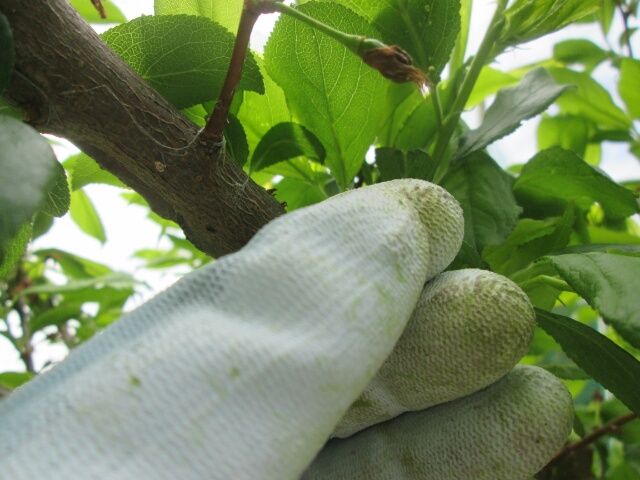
[201,0,265,144]
[548,412,638,467]
[617,2,635,58]
[90,0,106,19]
[15,297,35,374]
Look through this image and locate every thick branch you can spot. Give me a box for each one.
[0,0,284,257]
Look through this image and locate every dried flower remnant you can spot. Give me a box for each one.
[358,38,427,87]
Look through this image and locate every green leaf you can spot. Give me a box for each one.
[63,153,126,191]
[40,161,70,218]
[599,0,616,34]
[69,190,106,244]
[537,114,592,158]
[536,308,640,416]
[619,58,640,120]
[375,147,436,182]
[379,81,453,150]
[553,39,608,71]
[441,152,521,253]
[589,225,640,245]
[0,222,31,280]
[30,302,83,333]
[274,177,327,211]
[31,212,54,239]
[70,0,126,23]
[558,243,640,256]
[21,272,135,296]
[511,260,564,309]
[252,123,326,172]
[0,116,57,251]
[102,15,263,109]
[548,67,631,130]
[456,68,569,159]
[484,209,575,276]
[0,13,14,95]
[237,58,290,156]
[265,3,387,189]
[513,147,639,221]
[327,0,461,74]
[154,0,242,33]
[224,114,249,168]
[547,253,640,349]
[501,0,600,47]
[35,248,112,279]
[450,0,471,73]
[0,371,34,390]
[466,66,519,108]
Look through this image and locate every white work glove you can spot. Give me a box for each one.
[0,179,573,479]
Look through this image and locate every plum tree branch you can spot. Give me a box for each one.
[0,0,284,258]
[547,412,638,468]
[202,0,261,143]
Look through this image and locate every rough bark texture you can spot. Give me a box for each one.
[0,0,284,257]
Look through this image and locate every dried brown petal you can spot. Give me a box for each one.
[361,45,427,86]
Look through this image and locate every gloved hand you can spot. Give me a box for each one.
[0,179,573,480]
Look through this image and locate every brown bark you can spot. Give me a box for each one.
[0,0,284,257]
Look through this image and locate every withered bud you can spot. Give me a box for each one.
[359,40,427,86]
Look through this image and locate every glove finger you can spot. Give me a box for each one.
[0,179,462,480]
[335,268,535,438]
[304,365,573,480]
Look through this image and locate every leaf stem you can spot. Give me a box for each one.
[429,82,444,131]
[450,0,472,74]
[520,275,572,292]
[201,1,261,144]
[432,0,508,183]
[616,1,635,58]
[269,2,363,54]
[90,0,107,19]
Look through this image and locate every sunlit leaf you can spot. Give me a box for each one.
[457,68,568,159]
[102,15,263,109]
[513,147,639,221]
[501,0,599,47]
[549,67,631,130]
[619,58,640,120]
[265,3,387,189]
[64,153,125,191]
[553,39,608,71]
[70,0,126,23]
[323,0,461,74]
[69,190,106,244]
[154,0,242,33]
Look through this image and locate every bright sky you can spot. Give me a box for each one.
[1,1,639,372]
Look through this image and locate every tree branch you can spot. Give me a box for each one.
[547,412,638,468]
[90,0,106,19]
[202,1,260,143]
[0,0,284,258]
